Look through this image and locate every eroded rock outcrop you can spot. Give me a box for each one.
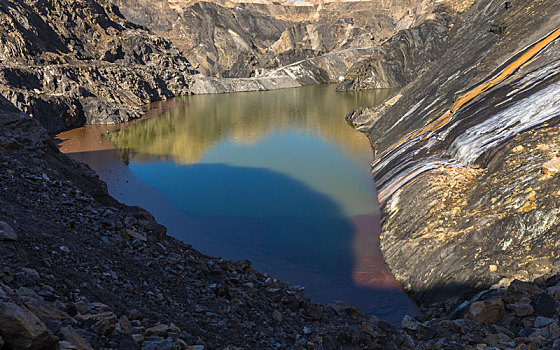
[347,0,560,306]
[336,11,451,90]
[0,0,196,133]
[113,0,442,78]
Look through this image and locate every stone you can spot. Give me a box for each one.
[534,316,554,328]
[401,315,420,331]
[542,322,560,338]
[22,268,40,279]
[546,284,560,296]
[125,229,147,242]
[59,326,93,350]
[416,324,436,340]
[305,304,323,320]
[0,335,4,349]
[118,315,133,333]
[37,290,55,301]
[542,158,560,175]
[131,334,144,343]
[142,338,175,350]
[331,301,359,319]
[271,310,283,322]
[146,324,170,336]
[187,346,204,350]
[485,332,512,347]
[58,340,77,350]
[129,308,143,320]
[0,300,56,349]
[467,299,505,325]
[0,221,17,241]
[531,292,557,317]
[73,301,89,315]
[92,314,117,336]
[506,297,534,317]
[503,280,544,304]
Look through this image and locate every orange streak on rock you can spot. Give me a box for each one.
[378,27,560,162]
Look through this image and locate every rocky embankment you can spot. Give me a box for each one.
[346,0,560,309]
[4,68,560,350]
[5,91,560,348]
[336,0,476,91]
[0,0,196,134]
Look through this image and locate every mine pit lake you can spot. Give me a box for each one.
[57,84,418,323]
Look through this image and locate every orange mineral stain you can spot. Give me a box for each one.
[378,27,560,161]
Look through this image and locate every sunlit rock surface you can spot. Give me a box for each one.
[113,0,442,78]
[347,0,560,305]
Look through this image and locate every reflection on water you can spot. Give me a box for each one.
[107,85,395,218]
[107,85,391,165]
[59,85,417,322]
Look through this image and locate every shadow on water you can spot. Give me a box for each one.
[61,85,418,324]
[69,149,418,324]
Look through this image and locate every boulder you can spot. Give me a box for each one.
[305,304,323,320]
[142,338,175,350]
[534,316,554,328]
[0,300,57,349]
[506,297,534,317]
[531,293,557,317]
[58,326,93,350]
[467,299,505,325]
[503,280,544,304]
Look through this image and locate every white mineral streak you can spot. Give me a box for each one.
[375,63,560,204]
[448,80,560,165]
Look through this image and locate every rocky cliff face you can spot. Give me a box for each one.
[0,0,196,133]
[113,0,440,78]
[336,11,451,90]
[347,0,560,306]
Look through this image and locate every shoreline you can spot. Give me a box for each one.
[55,87,419,323]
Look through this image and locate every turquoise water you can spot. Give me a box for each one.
[69,85,417,322]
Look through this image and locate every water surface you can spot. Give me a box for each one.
[58,85,417,323]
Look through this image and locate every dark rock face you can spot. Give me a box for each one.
[347,0,560,306]
[0,0,196,133]
[0,63,194,133]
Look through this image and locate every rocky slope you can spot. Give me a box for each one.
[347,0,560,307]
[0,0,453,133]
[0,0,196,134]
[336,11,451,90]
[336,0,476,91]
[112,0,440,78]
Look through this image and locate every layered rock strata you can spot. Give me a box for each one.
[347,0,560,306]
